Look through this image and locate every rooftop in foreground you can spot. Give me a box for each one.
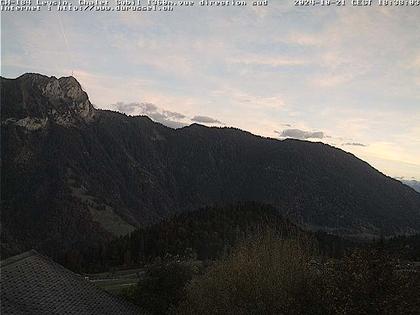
[1,250,141,315]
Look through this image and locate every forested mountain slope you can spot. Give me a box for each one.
[2,73,420,256]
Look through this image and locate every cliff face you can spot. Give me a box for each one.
[2,73,95,129]
[2,73,420,257]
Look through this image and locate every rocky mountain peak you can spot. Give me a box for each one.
[2,72,420,258]
[1,73,95,129]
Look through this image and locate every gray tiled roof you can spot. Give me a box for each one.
[1,250,142,315]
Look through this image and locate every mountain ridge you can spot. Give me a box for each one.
[2,73,420,257]
[400,180,420,193]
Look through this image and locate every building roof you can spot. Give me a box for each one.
[1,250,142,315]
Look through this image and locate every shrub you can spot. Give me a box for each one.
[177,233,420,315]
[133,262,195,315]
[320,249,420,315]
[177,232,325,315]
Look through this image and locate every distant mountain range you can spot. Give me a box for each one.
[400,180,420,193]
[2,73,420,257]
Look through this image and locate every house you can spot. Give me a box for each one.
[1,250,142,314]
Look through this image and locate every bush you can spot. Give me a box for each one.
[177,233,420,315]
[133,262,195,315]
[177,232,326,315]
[320,249,420,315]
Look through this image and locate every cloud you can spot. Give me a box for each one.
[342,142,367,147]
[286,33,320,46]
[231,54,306,68]
[114,102,141,114]
[113,102,223,128]
[3,7,420,180]
[163,110,186,120]
[115,102,159,115]
[313,72,357,88]
[276,129,325,140]
[113,102,187,128]
[156,118,187,129]
[191,116,222,124]
[394,176,417,180]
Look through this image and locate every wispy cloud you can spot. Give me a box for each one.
[191,116,222,124]
[115,102,157,115]
[275,129,325,140]
[2,6,420,179]
[112,102,223,128]
[113,101,188,128]
[285,32,320,46]
[342,142,367,147]
[231,54,307,68]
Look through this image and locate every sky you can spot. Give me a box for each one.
[1,2,420,180]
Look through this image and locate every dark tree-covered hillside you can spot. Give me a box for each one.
[58,202,355,272]
[2,73,420,258]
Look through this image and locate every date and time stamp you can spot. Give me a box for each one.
[294,0,420,6]
[1,0,419,13]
